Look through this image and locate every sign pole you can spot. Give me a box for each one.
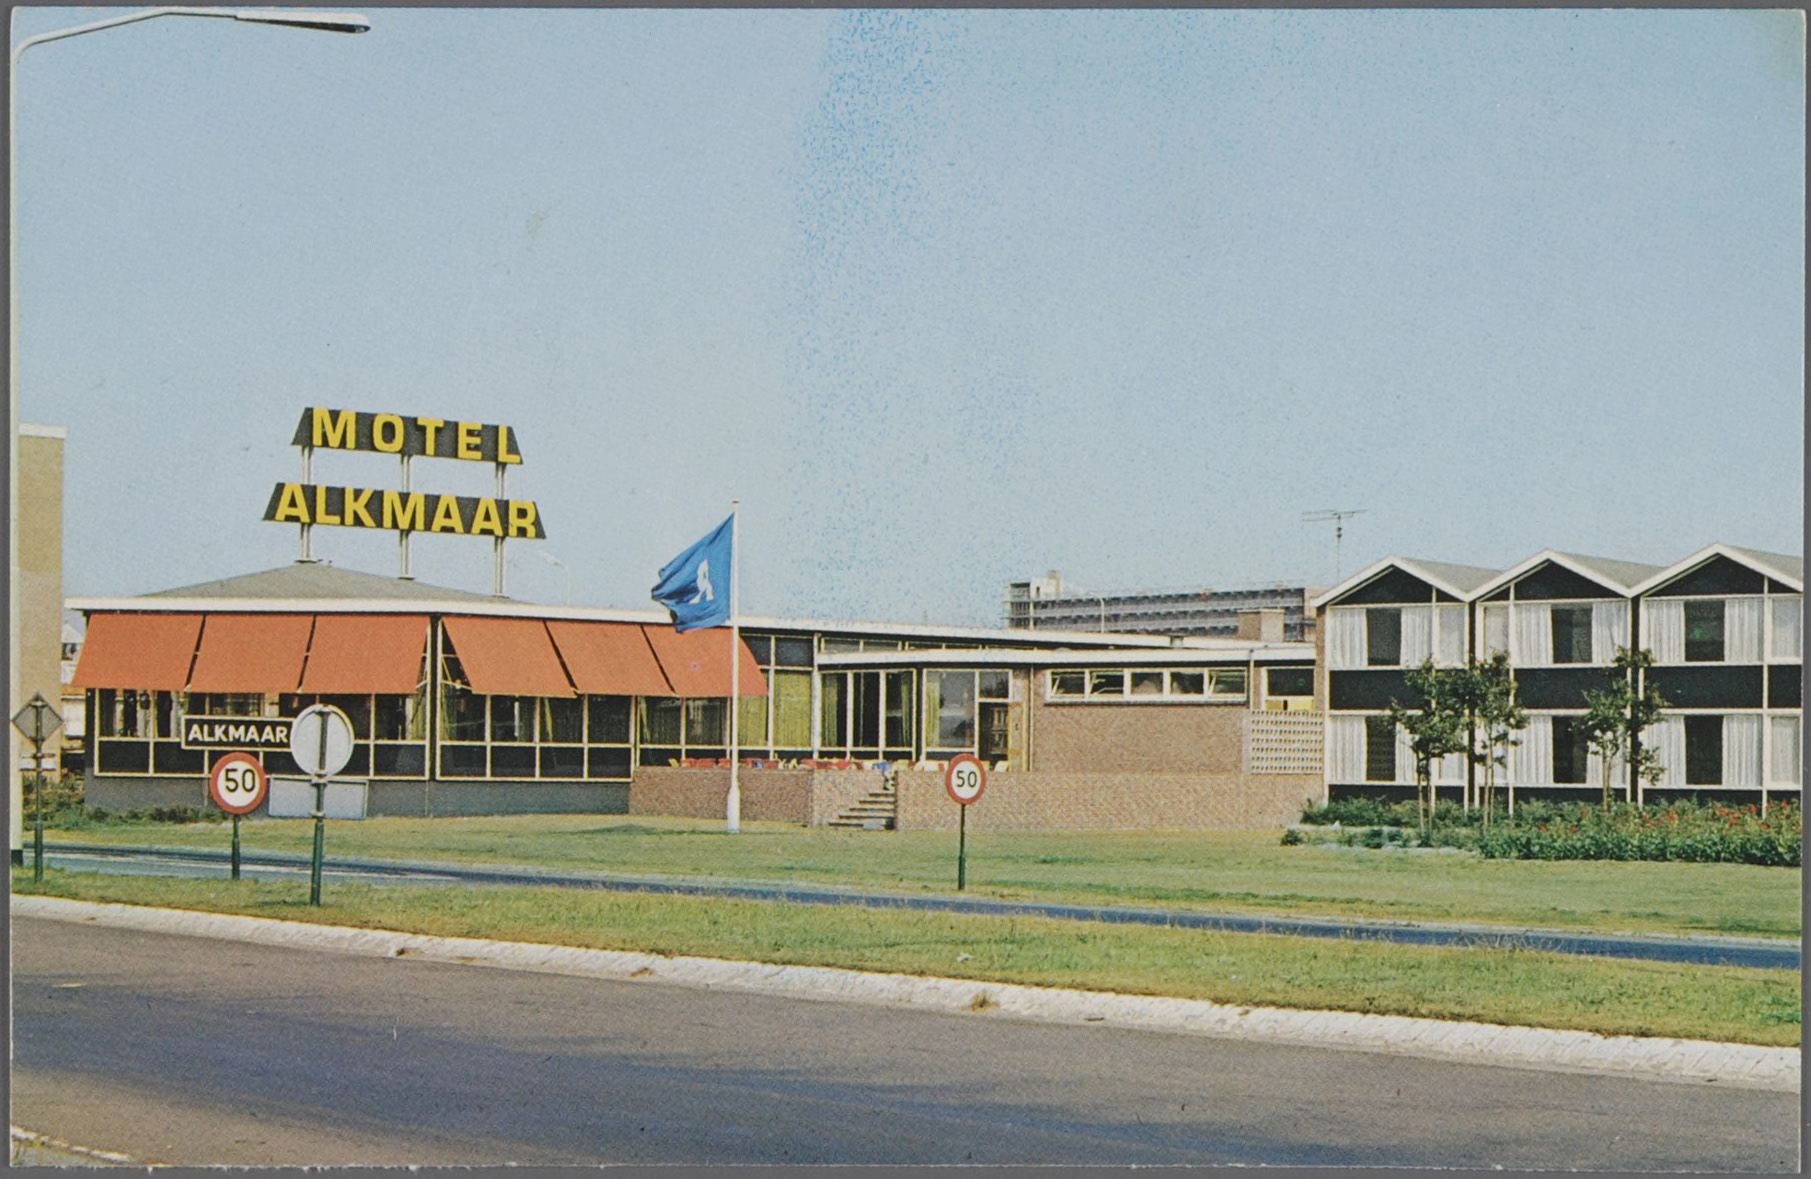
[943,753,987,893]
[12,695,61,883]
[957,802,967,891]
[209,752,268,877]
[30,735,44,882]
[287,703,355,907]
[309,775,326,905]
[231,813,242,881]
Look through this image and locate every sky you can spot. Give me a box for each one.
[12,7,1805,626]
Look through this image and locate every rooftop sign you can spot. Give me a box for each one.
[291,407,524,465]
[268,406,546,591]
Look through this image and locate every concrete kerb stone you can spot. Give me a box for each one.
[16,895,1798,1094]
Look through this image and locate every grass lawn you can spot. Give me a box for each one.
[42,813,1803,939]
[13,868,1799,1048]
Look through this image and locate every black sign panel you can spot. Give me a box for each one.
[180,715,294,751]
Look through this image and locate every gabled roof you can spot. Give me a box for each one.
[1632,544,1805,596]
[1469,549,1664,601]
[1311,556,1499,609]
[142,563,496,603]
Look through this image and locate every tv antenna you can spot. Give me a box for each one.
[1302,509,1366,582]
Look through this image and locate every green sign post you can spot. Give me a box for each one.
[12,694,62,883]
[288,704,354,905]
[943,754,987,892]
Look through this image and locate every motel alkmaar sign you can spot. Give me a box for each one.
[181,716,293,751]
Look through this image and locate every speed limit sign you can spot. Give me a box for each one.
[209,752,269,816]
[944,753,987,805]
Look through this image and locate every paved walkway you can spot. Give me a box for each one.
[14,895,1799,1094]
[41,841,1803,970]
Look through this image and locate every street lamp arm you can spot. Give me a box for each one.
[13,7,368,63]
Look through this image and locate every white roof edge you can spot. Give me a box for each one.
[817,643,1317,667]
[1630,543,1805,596]
[63,596,1203,646]
[20,423,67,439]
[1310,556,1482,608]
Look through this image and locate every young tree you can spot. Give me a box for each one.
[1386,660,1468,833]
[1581,646,1667,812]
[1467,652,1527,828]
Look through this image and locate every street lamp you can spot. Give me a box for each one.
[8,7,369,860]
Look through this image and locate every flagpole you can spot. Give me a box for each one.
[727,500,742,835]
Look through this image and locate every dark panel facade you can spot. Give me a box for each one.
[1646,665,1766,710]
[1769,665,1802,709]
[1513,668,1619,710]
[1329,669,1421,711]
[1334,568,1452,607]
[1647,556,1767,598]
[1506,563,1624,602]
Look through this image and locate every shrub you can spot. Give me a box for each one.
[1474,800,1800,868]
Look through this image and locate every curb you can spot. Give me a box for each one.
[16,895,1799,1093]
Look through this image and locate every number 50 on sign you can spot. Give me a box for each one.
[209,752,269,815]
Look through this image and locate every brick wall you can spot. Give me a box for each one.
[628,766,890,827]
[1029,695,1245,773]
[894,768,1318,832]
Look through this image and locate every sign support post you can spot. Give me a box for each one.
[208,752,268,881]
[12,693,62,883]
[943,753,987,892]
[288,704,354,907]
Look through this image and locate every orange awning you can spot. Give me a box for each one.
[546,620,673,697]
[442,616,574,698]
[641,625,767,698]
[187,614,315,694]
[300,614,430,695]
[70,613,203,691]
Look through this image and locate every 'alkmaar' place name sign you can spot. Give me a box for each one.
[263,484,546,538]
[182,716,294,751]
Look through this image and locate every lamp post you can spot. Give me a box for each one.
[9,7,369,860]
[537,550,573,605]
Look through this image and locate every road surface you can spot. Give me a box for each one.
[11,916,1799,1168]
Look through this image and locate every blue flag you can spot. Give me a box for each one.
[651,515,733,631]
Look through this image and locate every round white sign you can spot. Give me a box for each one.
[944,753,987,805]
[289,704,355,778]
[209,752,269,815]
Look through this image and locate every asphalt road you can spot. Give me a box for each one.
[12,916,1800,1169]
[38,841,1803,970]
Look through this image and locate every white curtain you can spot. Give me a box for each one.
[1327,609,1366,671]
[1723,715,1762,787]
[1648,716,1686,787]
[1592,601,1629,666]
[1726,599,1764,664]
[1434,605,1466,666]
[1586,746,1626,795]
[1394,725,1414,785]
[1643,599,1685,663]
[1481,604,1509,657]
[1769,716,1801,786]
[1510,716,1554,786]
[1400,605,1433,667]
[1769,597,1802,662]
[1328,715,1366,781]
[1434,749,1466,785]
[1514,605,1553,669]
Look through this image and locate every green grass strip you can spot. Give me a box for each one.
[14,869,1799,1048]
[43,816,1804,939]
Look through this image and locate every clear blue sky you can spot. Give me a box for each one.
[14,7,1805,625]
